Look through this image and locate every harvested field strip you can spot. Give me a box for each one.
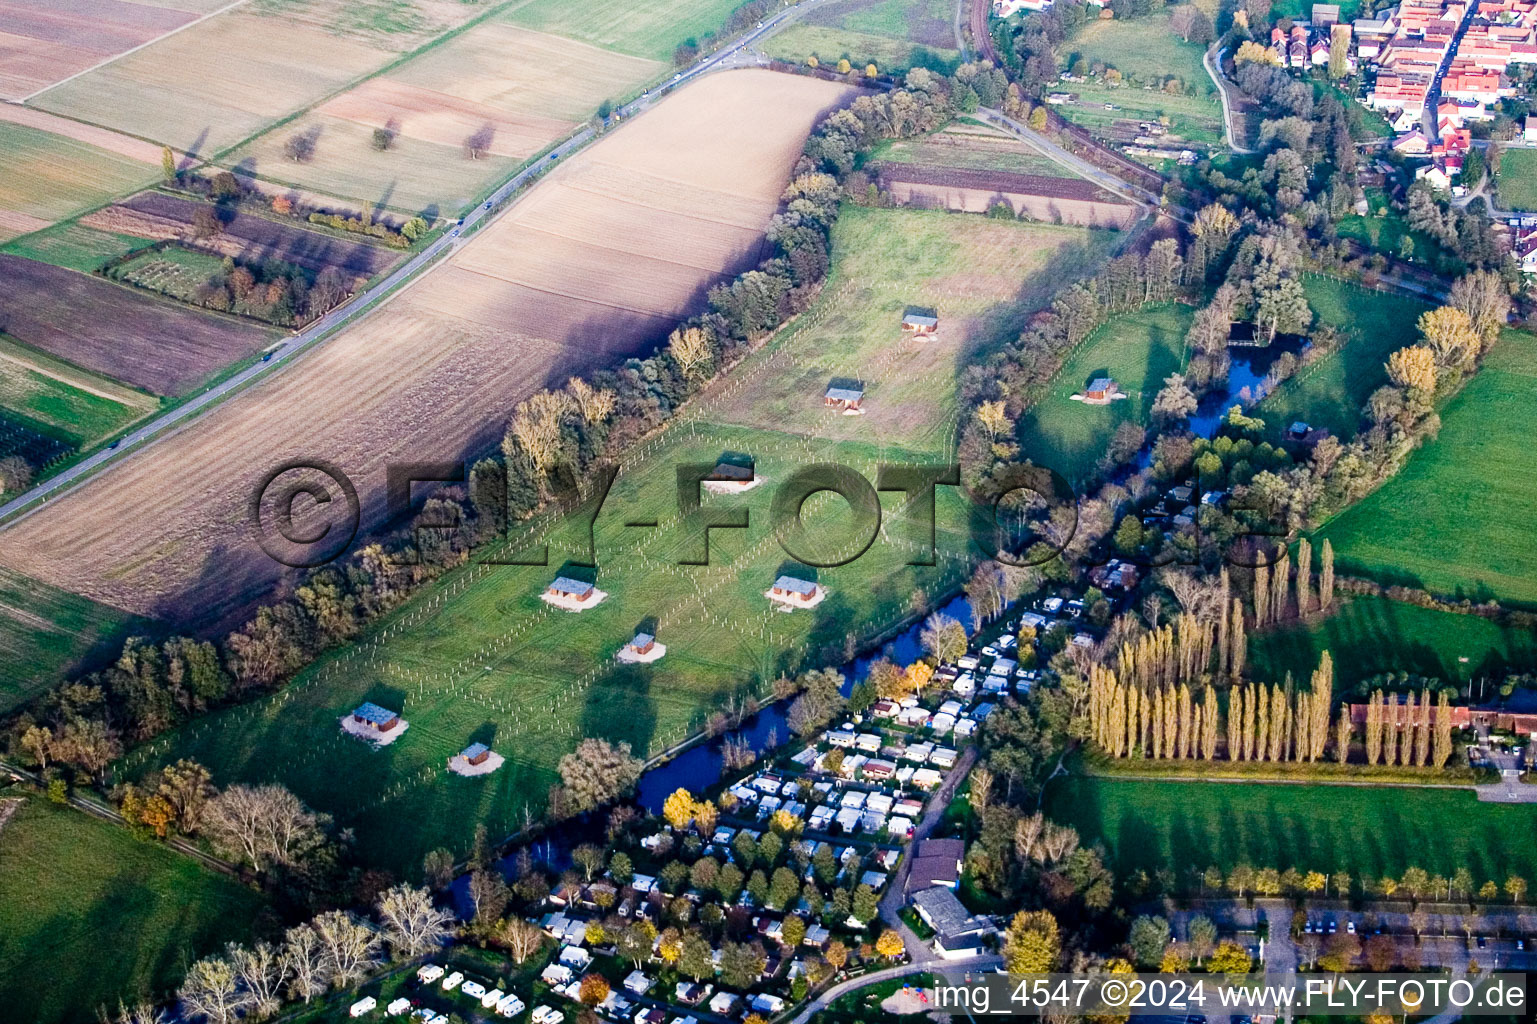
[0,212,50,245]
[558,163,781,226]
[317,77,575,157]
[0,71,857,622]
[0,0,203,100]
[224,22,662,212]
[0,122,158,227]
[875,123,1075,177]
[0,254,277,395]
[29,10,396,154]
[879,164,1122,203]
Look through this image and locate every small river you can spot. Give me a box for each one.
[452,594,975,909]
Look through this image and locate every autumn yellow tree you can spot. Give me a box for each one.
[1003,910,1060,973]
[1192,203,1239,239]
[662,788,697,830]
[905,660,935,699]
[976,400,1010,441]
[668,325,716,380]
[567,376,616,427]
[875,929,905,960]
[867,657,906,699]
[1386,345,1437,393]
[770,808,804,835]
[693,798,719,837]
[1416,306,1479,370]
[1235,40,1279,65]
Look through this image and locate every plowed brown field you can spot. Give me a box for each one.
[0,70,855,625]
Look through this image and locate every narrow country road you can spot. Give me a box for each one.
[785,955,1003,1024]
[0,0,836,531]
[877,745,980,960]
[976,107,1163,209]
[1204,47,1256,155]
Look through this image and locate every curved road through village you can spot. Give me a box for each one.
[0,0,835,530]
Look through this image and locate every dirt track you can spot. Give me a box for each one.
[0,70,856,627]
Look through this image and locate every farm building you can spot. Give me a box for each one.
[824,383,865,413]
[901,311,939,337]
[767,574,825,609]
[341,701,409,745]
[542,575,607,612]
[1071,378,1127,405]
[704,451,760,493]
[449,740,504,776]
[617,630,666,664]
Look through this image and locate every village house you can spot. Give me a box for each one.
[824,382,865,414]
[767,573,826,609]
[905,837,965,893]
[910,885,993,959]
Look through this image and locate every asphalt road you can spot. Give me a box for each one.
[0,0,830,531]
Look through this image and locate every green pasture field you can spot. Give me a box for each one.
[0,790,261,1024]
[1045,775,1537,885]
[125,425,978,872]
[0,566,148,712]
[505,0,748,61]
[705,205,1121,448]
[1053,12,1224,146]
[1495,144,1537,211]
[128,203,1116,872]
[1314,334,1537,606]
[1273,0,1365,20]
[0,223,154,273]
[765,25,960,74]
[1015,302,1192,483]
[1257,274,1428,438]
[763,0,962,73]
[872,122,1072,177]
[1052,82,1226,149]
[1246,594,1537,694]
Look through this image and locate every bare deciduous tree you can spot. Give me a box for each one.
[202,783,328,872]
[499,916,545,964]
[280,925,327,1004]
[228,941,288,1021]
[376,884,456,959]
[311,910,380,989]
[178,956,244,1024]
